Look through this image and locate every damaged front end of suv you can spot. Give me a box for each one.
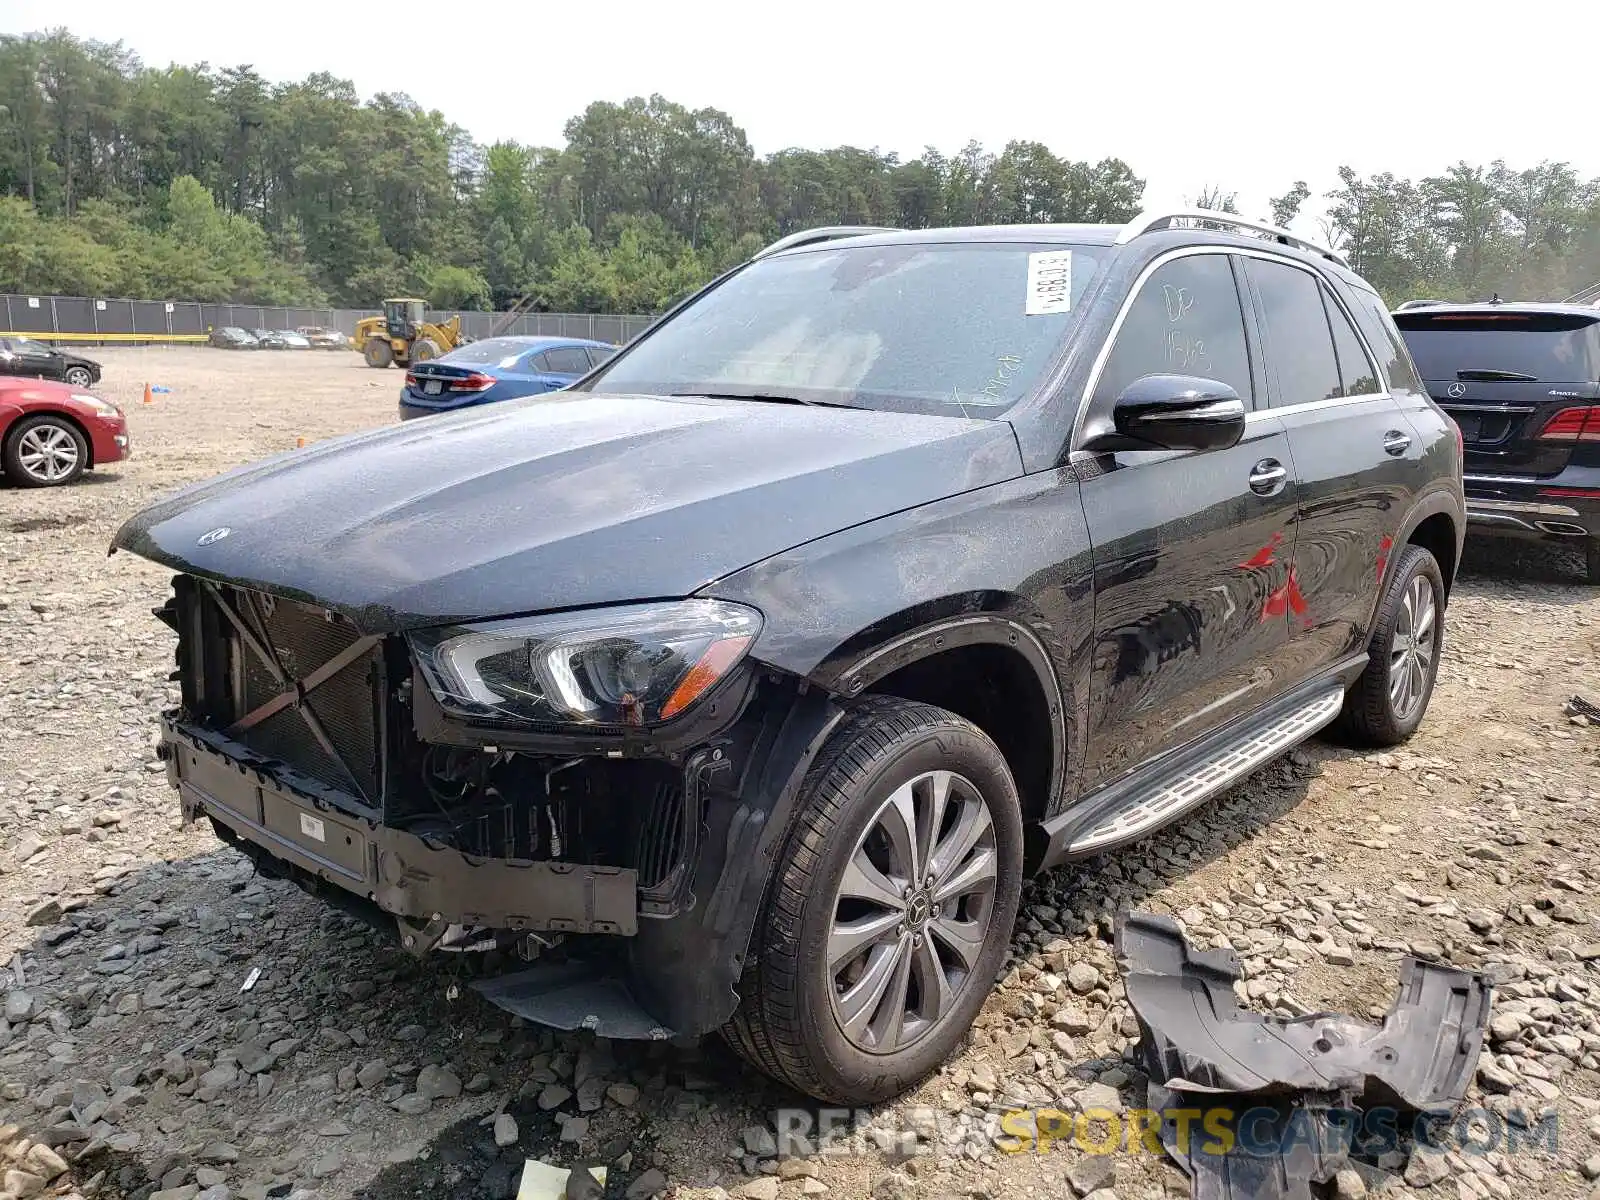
[130,566,847,1042]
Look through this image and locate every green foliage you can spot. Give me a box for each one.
[5,29,1600,315]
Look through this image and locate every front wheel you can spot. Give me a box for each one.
[4,414,88,487]
[723,697,1023,1105]
[1335,544,1445,746]
[410,337,442,363]
[63,366,94,388]
[363,338,393,368]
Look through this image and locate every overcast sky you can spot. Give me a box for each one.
[9,0,1600,233]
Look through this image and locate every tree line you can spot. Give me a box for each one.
[3,29,1599,314]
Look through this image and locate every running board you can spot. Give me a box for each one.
[1064,687,1344,856]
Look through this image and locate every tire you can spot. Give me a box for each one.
[410,337,442,363]
[3,414,88,487]
[1334,544,1445,746]
[1586,540,1599,586]
[62,366,94,388]
[363,338,394,368]
[723,696,1023,1104]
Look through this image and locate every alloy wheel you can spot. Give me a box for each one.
[16,422,82,484]
[63,367,93,388]
[827,769,998,1054]
[1388,574,1437,721]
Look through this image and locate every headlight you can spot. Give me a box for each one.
[72,394,120,417]
[409,600,761,728]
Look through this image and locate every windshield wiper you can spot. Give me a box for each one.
[1456,368,1538,382]
[670,390,861,409]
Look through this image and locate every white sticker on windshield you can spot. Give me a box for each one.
[1025,251,1073,316]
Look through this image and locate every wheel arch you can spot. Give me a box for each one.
[802,599,1068,829]
[1383,487,1463,609]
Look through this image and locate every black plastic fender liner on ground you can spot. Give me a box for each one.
[1116,911,1493,1108]
[1114,911,1495,1200]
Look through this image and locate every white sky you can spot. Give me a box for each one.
[8,0,1600,234]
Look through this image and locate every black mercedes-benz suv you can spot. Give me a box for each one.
[113,212,1464,1104]
[1392,301,1600,583]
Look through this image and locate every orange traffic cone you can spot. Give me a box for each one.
[296,436,306,448]
[142,383,153,405]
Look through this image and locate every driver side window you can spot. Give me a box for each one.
[1094,254,1255,409]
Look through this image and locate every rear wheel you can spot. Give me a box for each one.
[1335,544,1445,746]
[410,337,442,363]
[4,414,88,487]
[363,338,393,368]
[723,696,1023,1105]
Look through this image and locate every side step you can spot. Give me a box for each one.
[1065,687,1344,856]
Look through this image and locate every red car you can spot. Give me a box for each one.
[0,377,130,487]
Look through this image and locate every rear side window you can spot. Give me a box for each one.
[1345,287,1426,397]
[543,346,592,374]
[1392,311,1600,383]
[1323,290,1381,397]
[586,345,616,368]
[1094,253,1254,407]
[1245,258,1343,408]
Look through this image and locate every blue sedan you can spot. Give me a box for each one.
[398,336,616,421]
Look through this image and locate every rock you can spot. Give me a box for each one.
[779,1161,820,1181]
[493,1113,518,1148]
[1068,1154,1115,1196]
[4,1169,47,1199]
[1404,1147,1450,1188]
[195,1168,228,1188]
[742,1125,778,1157]
[22,1144,68,1181]
[1333,1168,1366,1198]
[870,1172,915,1200]
[14,833,46,861]
[1489,1013,1524,1042]
[415,1064,461,1101]
[199,1142,240,1164]
[25,900,62,926]
[1478,1060,1518,1094]
[1075,1082,1123,1115]
[149,1188,200,1200]
[1583,1155,1600,1182]
[356,1060,389,1090]
[559,1116,588,1143]
[4,991,35,1022]
[1067,963,1101,993]
[737,1180,780,1200]
[392,1094,431,1115]
[802,1181,828,1196]
[197,1188,231,1200]
[538,1083,572,1110]
[606,1082,640,1107]
[626,1168,668,1200]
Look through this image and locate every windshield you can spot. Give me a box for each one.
[442,338,535,366]
[1394,312,1600,383]
[583,240,1109,418]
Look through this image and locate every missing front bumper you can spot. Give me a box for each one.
[165,718,639,937]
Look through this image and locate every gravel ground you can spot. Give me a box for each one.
[2,346,1598,1200]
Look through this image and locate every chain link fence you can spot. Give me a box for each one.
[0,294,656,346]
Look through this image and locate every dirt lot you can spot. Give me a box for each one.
[2,346,1598,1200]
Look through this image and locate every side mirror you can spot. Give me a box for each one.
[1082,375,1247,453]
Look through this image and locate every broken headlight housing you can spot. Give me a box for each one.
[408,600,761,728]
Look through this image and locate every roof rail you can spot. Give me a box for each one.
[1116,209,1349,268]
[1394,299,1453,311]
[754,225,899,259]
[1562,278,1600,305]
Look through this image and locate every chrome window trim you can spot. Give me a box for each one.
[1072,245,1393,451]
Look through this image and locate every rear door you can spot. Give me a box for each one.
[542,345,593,384]
[1392,309,1600,479]
[1241,254,1418,669]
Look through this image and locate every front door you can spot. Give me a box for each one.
[1240,255,1419,669]
[1076,251,1300,792]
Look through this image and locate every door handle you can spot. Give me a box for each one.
[1383,430,1412,456]
[1249,459,1288,496]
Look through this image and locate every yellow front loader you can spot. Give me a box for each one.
[355,298,466,368]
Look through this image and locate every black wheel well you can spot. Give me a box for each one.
[6,408,94,468]
[866,643,1054,826]
[1407,512,1457,598]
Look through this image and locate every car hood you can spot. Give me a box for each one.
[112,392,1023,632]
